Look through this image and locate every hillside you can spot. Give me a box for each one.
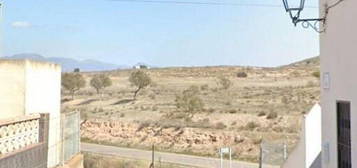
[62,57,320,163]
[286,56,320,67]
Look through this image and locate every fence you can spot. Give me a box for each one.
[61,111,81,164]
[260,141,287,168]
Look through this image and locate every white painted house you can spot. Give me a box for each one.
[282,103,322,168]
[0,59,83,168]
[320,0,355,167]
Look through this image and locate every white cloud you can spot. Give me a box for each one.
[11,21,32,28]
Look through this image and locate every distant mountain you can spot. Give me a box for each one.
[2,53,128,72]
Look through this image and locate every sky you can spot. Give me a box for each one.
[1,0,319,67]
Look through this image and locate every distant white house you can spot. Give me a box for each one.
[133,63,150,69]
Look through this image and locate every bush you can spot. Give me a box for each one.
[245,121,259,131]
[312,71,320,78]
[257,111,266,117]
[216,76,232,90]
[207,108,215,113]
[152,106,158,111]
[215,122,227,129]
[228,109,238,114]
[175,85,204,118]
[200,84,209,91]
[266,111,278,119]
[237,72,248,78]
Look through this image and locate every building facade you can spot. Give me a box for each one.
[320,0,355,167]
[282,104,321,168]
[0,59,82,168]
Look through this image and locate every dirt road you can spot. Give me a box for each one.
[81,143,279,168]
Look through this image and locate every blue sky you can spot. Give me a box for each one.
[1,0,319,67]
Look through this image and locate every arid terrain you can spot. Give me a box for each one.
[63,57,320,163]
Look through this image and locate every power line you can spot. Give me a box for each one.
[109,0,317,8]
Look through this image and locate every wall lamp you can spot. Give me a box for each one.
[282,0,325,32]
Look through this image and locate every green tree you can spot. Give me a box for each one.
[90,74,112,94]
[216,76,232,90]
[129,71,152,99]
[62,73,86,99]
[175,85,204,118]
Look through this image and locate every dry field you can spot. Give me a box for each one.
[63,57,320,163]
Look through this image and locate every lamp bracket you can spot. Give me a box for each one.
[293,18,326,33]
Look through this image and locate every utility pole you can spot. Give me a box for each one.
[229,148,232,168]
[149,144,155,168]
[259,144,263,168]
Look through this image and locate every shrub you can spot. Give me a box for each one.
[207,108,215,113]
[266,111,278,119]
[215,122,227,129]
[228,109,238,114]
[152,106,158,111]
[257,111,266,117]
[216,76,233,90]
[175,85,204,118]
[245,121,259,131]
[312,71,320,78]
[149,94,156,100]
[237,72,248,78]
[307,81,315,87]
[200,84,209,91]
[290,71,300,77]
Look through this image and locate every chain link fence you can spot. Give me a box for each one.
[61,111,81,163]
[260,141,287,168]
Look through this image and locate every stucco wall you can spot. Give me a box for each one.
[0,60,26,119]
[282,104,321,168]
[319,0,357,167]
[24,60,62,168]
[0,59,62,168]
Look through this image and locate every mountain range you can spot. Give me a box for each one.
[1,53,128,72]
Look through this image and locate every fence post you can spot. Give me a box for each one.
[259,143,263,168]
[283,143,288,160]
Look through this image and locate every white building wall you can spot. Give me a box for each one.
[305,104,321,168]
[282,103,321,168]
[0,60,26,119]
[320,0,357,167]
[0,59,62,168]
[24,60,62,168]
